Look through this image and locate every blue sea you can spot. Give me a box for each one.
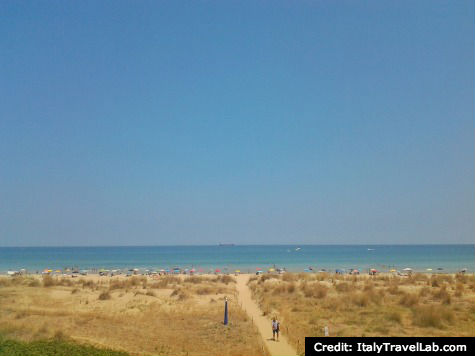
[0,245,473,274]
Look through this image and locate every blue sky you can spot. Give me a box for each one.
[0,0,473,246]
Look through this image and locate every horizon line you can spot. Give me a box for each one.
[1,243,474,248]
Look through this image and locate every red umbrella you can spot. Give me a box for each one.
[215,268,221,273]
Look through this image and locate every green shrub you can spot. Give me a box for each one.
[0,336,129,356]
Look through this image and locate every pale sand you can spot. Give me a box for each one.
[235,274,297,356]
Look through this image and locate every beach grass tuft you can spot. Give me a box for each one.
[98,291,111,300]
[247,272,475,346]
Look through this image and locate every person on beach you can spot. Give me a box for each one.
[272,318,280,341]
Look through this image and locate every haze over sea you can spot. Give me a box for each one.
[0,244,473,274]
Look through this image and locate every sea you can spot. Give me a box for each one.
[0,245,473,274]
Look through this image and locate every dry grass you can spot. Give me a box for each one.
[432,286,451,305]
[248,272,475,353]
[412,305,454,328]
[0,275,267,356]
[399,292,419,307]
[98,291,111,300]
[300,282,328,299]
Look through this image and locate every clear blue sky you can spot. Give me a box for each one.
[1,0,473,246]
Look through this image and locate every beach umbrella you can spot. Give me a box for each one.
[224,297,228,325]
[403,268,412,271]
[256,267,261,270]
[190,268,196,273]
[235,270,240,273]
[390,269,396,273]
[215,268,221,273]
[47,269,52,273]
[426,268,432,271]
[269,268,275,272]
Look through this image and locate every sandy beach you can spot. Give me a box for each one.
[0,274,268,356]
[1,271,474,355]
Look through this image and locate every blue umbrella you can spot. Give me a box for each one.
[224,298,228,325]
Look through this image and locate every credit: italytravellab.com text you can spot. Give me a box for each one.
[305,337,474,355]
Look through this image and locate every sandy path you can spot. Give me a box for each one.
[235,275,298,356]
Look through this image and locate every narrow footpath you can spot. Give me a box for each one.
[235,275,298,356]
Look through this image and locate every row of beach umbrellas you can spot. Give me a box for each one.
[31,265,465,275]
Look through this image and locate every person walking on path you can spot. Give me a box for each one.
[272,318,280,341]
